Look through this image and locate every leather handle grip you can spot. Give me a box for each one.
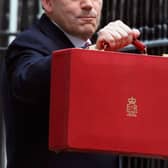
[101,39,147,54]
[132,39,147,54]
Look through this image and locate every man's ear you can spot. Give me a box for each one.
[41,0,52,13]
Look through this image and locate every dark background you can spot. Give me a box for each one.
[0,1,168,168]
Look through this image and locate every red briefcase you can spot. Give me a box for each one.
[49,48,168,157]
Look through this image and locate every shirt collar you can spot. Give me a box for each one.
[51,19,91,48]
[64,33,92,48]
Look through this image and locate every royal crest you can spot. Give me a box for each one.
[126,97,138,117]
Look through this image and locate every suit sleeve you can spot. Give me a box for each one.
[6,39,52,104]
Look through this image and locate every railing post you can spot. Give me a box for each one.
[8,0,18,44]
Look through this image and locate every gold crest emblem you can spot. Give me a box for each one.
[126,97,138,117]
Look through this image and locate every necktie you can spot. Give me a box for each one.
[81,42,91,49]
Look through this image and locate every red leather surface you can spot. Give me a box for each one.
[49,48,168,157]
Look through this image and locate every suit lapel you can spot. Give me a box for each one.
[37,14,74,49]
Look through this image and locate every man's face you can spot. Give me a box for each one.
[43,0,103,40]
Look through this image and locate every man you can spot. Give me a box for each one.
[5,0,140,168]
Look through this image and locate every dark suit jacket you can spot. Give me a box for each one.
[5,14,118,168]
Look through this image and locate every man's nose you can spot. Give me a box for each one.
[80,0,93,10]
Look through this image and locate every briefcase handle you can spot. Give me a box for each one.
[87,39,147,54]
[101,39,147,54]
[132,39,147,54]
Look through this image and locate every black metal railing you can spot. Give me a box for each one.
[101,0,168,55]
[1,0,168,55]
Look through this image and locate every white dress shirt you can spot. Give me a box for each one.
[51,20,91,48]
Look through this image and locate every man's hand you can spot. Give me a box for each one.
[96,20,140,51]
